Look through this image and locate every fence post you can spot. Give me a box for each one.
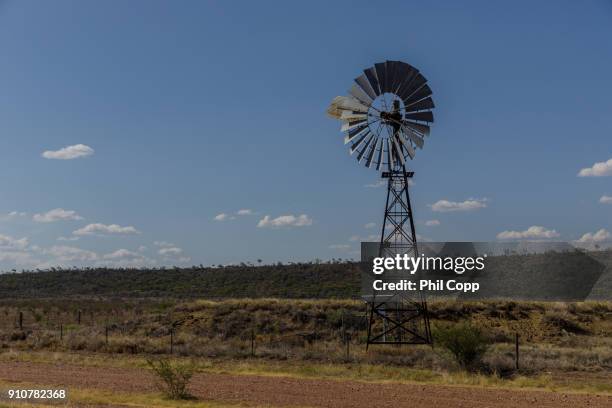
[19,311,23,330]
[345,334,350,361]
[515,332,519,370]
[60,324,63,340]
[105,325,109,345]
[77,310,81,325]
[251,328,255,357]
[170,327,174,354]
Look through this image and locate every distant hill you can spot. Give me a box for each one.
[0,250,610,300]
[0,263,361,299]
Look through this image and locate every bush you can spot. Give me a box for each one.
[434,322,489,371]
[147,358,194,399]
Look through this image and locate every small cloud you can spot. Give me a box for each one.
[33,208,83,223]
[600,195,612,204]
[42,144,94,160]
[497,226,560,240]
[578,158,612,177]
[214,213,234,221]
[138,245,147,252]
[8,211,27,217]
[159,247,183,256]
[364,180,385,188]
[154,241,174,247]
[44,245,98,262]
[57,236,80,242]
[0,234,29,249]
[348,235,360,242]
[73,223,140,236]
[430,198,487,212]
[103,249,140,260]
[236,209,253,216]
[257,214,312,228]
[364,222,376,229]
[576,229,610,243]
[424,219,440,227]
[329,244,350,250]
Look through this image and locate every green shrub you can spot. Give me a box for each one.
[434,322,489,371]
[147,358,194,399]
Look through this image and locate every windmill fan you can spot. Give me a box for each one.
[327,60,434,172]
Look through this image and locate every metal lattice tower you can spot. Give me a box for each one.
[327,60,435,348]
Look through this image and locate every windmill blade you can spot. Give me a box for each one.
[390,61,410,94]
[386,138,394,171]
[350,130,371,154]
[404,84,432,106]
[355,74,378,100]
[397,131,416,159]
[405,111,434,123]
[340,111,368,121]
[375,62,389,93]
[403,120,431,136]
[349,83,373,106]
[402,126,425,149]
[365,137,380,168]
[364,67,381,96]
[384,61,396,93]
[341,119,367,132]
[405,96,434,112]
[398,73,426,100]
[375,139,384,171]
[392,136,406,165]
[357,133,375,162]
[344,124,368,144]
[329,95,369,114]
[395,66,418,97]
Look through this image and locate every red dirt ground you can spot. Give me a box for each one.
[0,361,610,407]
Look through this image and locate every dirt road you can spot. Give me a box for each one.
[0,361,609,408]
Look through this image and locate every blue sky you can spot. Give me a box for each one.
[0,0,611,269]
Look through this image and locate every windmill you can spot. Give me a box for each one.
[327,60,434,347]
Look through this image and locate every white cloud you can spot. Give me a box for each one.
[42,144,94,160]
[154,241,174,247]
[237,209,253,216]
[364,180,385,188]
[44,245,98,262]
[364,222,376,229]
[33,208,83,223]
[576,229,610,244]
[600,195,612,204]
[8,211,27,217]
[578,158,612,177]
[425,219,440,226]
[214,213,234,221]
[349,235,360,242]
[138,245,147,252]
[257,214,313,228]
[329,244,350,250]
[497,226,560,240]
[0,234,29,250]
[57,236,80,242]
[0,250,39,266]
[430,198,487,212]
[103,249,141,260]
[159,247,183,256]
[73,223,140,236]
